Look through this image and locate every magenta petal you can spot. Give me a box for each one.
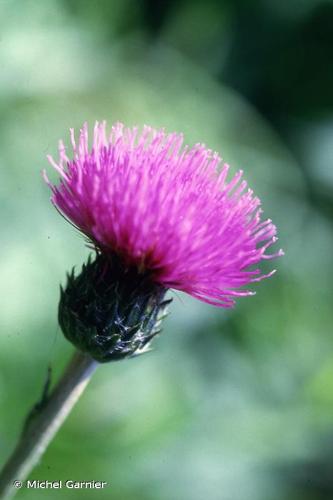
[45,121,283,308]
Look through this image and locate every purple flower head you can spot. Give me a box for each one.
[44,122,283,308]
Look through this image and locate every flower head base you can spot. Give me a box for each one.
[45,121,283,308]
[59,253,170,362]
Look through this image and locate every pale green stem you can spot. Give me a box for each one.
[0,350,98,499]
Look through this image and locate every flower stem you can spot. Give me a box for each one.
[0,350,98,499]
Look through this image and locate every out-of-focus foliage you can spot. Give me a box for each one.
[0,1,332,499]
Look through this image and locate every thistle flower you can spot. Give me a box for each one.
[0,122,283,494]
[44,122,283,360]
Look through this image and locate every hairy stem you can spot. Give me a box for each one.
[0,350,98,499]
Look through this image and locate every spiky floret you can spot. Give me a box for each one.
[45,121,283,308]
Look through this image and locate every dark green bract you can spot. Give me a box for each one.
[58,254,171,362]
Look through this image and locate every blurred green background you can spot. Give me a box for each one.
[0,1,332,499]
